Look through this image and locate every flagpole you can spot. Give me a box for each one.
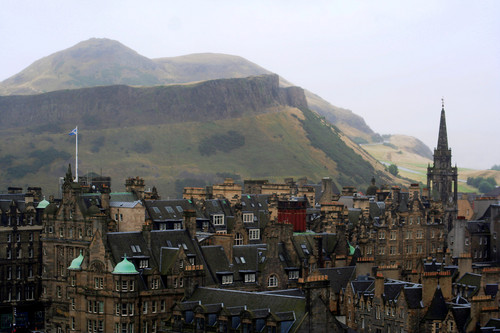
[75,126,78,182]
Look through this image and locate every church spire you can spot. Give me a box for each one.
[437,98,448,150]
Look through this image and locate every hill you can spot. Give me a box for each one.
[0,38,376,143]
[0,74,393,196]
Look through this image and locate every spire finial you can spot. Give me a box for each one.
[441,97,444,109]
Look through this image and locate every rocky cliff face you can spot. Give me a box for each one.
[0,74,306,130]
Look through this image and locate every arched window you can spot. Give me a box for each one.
[268,274,278,288]
[235,233,243,245]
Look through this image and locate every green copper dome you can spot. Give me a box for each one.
[112,255,139,275]
[68,251,84,270]
[36,198,50,209]
[348,242,356,256]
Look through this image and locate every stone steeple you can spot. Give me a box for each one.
[437,98,448,151]
[427,100,458,229]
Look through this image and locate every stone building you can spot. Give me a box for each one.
[0,187,46,331]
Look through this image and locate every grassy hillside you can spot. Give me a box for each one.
[361,135,499,193]
[0,106,392,197]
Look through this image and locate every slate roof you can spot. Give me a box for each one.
[291,232,338,261]
[424,286,448,321]
[484,318,500,329]
[201,245,231,275]
[106,229,216,285]
[484,284,499,298]
[319,266,355,294]
[186,287,306,316]
[403,286,423,309]
[455,273,482,298]
[369,201,385,219]
[145,199,203,221]
[350,276,375,296]
[466,221,490,234]
[0,193,37,213]
[451,305,471,332]
[383,281,405,302]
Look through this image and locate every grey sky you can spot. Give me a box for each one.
[1,1,498,169]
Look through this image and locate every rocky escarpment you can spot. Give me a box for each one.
[0,74,307,130]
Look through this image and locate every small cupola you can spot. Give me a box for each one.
[112,254,139,275]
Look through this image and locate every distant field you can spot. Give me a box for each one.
[362,138,499,193]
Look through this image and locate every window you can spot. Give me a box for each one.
[465,237,470,246]
[57,286,62,298]
[7,234,12,243]
[7,248,11,259]
[268,274,278,287]
[222,275,233,285]
[245,273,256,283]
[249,229,260,240]
[416,230,424,239]
[131,245,141,253]
[213,214,224,225]
[378,230,385,239]
[174,222,182,230]
[128,303,134,316]
[189,256,195,265]
[29,232,34,242]
[152,301,157,313]
[122,303,128,316]
[390,231,397,240]
[16,234,21,242]
[151,279,159,289]
[143,302,148,314]
[288,270,299,280]
[140,259,149,268]
[122,280,128,292]
[95,277,104,289]
[390,246,397,255]
[243,213,254,223]
[235,233,243,245]
[161,300,166,312]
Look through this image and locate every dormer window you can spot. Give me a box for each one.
[131,245,141,253]
[249,229,260,240]
[140,259,149,268]
[221,274,233,285]
[244,273,255,283]
[243,213,254,223]
[213,214,224,225]
[288,270,299,280]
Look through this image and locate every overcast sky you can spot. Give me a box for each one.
[1,1,499,170]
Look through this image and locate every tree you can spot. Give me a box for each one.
[478,180,495,194]
[491,164,500,171]
[388,164,399,176]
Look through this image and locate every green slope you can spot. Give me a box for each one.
[0,106,391,197]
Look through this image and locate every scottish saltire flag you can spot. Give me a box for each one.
[68,127,77,136]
